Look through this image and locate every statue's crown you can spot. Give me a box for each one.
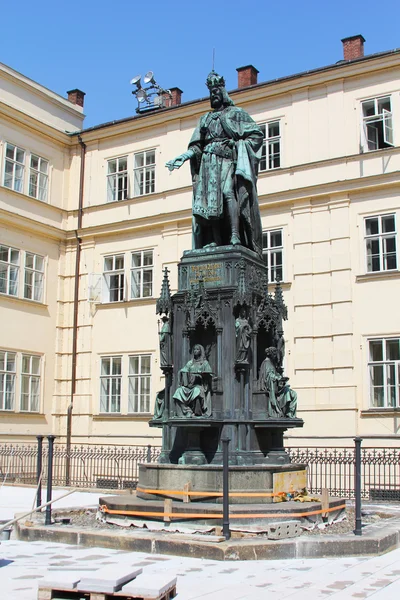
[206,71,225,90]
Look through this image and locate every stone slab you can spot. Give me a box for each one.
[78,566,142,593]
[40,571,82,590]
[121,575,177,599]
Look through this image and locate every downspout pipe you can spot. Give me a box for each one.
[66,134,86,485]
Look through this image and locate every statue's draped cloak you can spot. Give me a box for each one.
[173,355,213,417]
[189,106,264,257]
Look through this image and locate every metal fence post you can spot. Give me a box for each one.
[354,436,362,536]
[221,436,231,541]
[36,435,44,508]
[45,435,56,526]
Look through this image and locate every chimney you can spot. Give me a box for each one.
[67,89,86,108]
[236,65,259,89]
[163,87,183,108]
[341,35,365,61]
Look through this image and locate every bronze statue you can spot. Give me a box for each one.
[153,388,165,420]
[172,344,213,418]
[166,71,264,256]
[159,315,172,367]
[258,347,297,418]
[275,328,285,375]
[235,307,252,363]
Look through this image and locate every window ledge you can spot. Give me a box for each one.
[93,413,152,420]
[0,293,48,308]
[96,297,155,308]
[0,410,44,416]
[361,408,400,417]
[356,270,400,283]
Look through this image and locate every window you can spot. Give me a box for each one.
[134,150,156,196]
[20,354,40,412]
[107,156,128,202]
[361,96,394,151]
[262,229,283,282]
[100,356,122,413]
[0,351,16,411]
[0,245,20,296]
[131,250,153,298]
[103,255,125,302]
[259,122,281,171]
[128,355,151,413]
[369,338,400,409]
[3,143,25,193]
[365,214,397,272]
[24,253,44,301]
[29,154,49,201]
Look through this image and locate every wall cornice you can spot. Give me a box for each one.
[0,101,73,146]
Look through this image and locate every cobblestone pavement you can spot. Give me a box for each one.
[1,539,400,599]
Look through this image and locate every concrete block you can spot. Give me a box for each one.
[122,575,177,599]
[78,566,142,593]
[268,520,301,540]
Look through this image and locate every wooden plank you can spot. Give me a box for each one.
[183,482,191,503]
[321,487,329,517]
[163,498,172,523]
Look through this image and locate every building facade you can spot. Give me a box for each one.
[1,36,400,446]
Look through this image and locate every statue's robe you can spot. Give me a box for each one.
[173,357,212,417]
[189,105,264,257]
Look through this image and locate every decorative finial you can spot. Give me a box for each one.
[156,267,172,315]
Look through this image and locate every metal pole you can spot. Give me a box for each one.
[354,436,362,536]
[45,435,56,526]
[147,444,152,463]
[36,435,43,509]
[221,435,231,541]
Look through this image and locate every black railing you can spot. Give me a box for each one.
[0,440,399,499]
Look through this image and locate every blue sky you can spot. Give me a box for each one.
[3,0,400,128]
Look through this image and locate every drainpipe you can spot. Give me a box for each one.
[66,134,86,485]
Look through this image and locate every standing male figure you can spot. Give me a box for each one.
[166,71,264,256]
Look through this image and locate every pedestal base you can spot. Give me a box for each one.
[137,462,306,504]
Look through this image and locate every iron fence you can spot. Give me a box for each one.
[0,441,399,500]
[287,446,400,500]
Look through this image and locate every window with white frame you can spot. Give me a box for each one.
[20,354,41,412]
[29,154,49,201]
[259,122,281,171]
[0,245,20,297]
[361,96,394,152]
[134,150,156,196]
[0,351,16,411]
[100,356,122,413]
[3,143,25,193]
[262,229,283,282]
[131,250,153,298]
[103,255,125,302]
[365,214,397,273]
[369,338,400,409]
[24,253,44,302]
[107,156,128,202]
[128,355,151,413]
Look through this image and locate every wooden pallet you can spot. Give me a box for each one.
[38,576,177,600]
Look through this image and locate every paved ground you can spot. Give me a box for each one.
[0,485,112,521]
[2,486,400,598]
[1,539,400,599]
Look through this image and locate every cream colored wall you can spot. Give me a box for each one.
[2,55,400,445]
[0,66,76,441]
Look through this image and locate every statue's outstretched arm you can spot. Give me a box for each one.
[166,148,196,171]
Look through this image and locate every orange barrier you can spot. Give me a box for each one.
[100,503,346,520]
[136,485,281,498]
